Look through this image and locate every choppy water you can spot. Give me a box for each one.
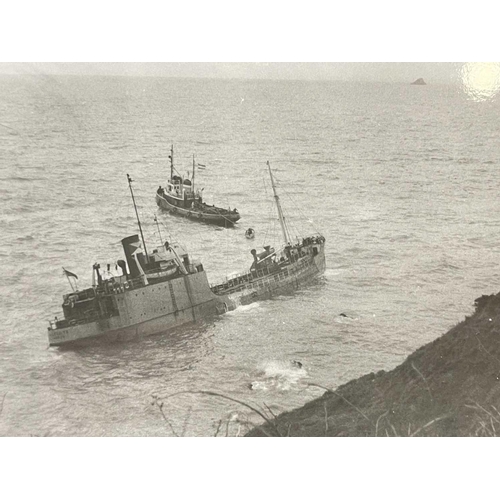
[1,75,500,436]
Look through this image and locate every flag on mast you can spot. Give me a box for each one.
[197,163,206,170]
[63,268,78,291]
[63,268,78,280]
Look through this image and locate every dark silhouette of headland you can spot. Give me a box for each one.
[246,292,500,436]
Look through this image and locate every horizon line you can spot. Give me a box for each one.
[0,73,455,85]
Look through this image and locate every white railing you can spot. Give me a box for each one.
[211,255,317,294]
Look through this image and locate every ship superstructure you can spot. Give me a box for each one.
[156,145,240,226]
[47,175,233,347]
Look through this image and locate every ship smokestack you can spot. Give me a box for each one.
[121,235,142,279]
[93,263,102,286]
[117,259,128,277]
[251,249,258,264]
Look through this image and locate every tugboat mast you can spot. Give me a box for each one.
[127,173,149,263]
[267,161,291,245]
[169,144,174,180]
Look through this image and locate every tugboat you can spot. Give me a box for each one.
[210,162,326,306]
[47,174,235,347]
[156,145,241,227]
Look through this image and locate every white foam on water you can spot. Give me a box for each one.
[3,77,497,436]
[249,359,308,392]
[226,302,261,316]
[324,268,344,277]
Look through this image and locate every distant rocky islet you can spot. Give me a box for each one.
[411,78,427,85]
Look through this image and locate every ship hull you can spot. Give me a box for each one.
[48,271,233,347]
[48,299,223,346]
[212,243,326,308]
[156,193,240,227]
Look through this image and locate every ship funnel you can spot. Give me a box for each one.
[251,249,258,264]
[121,235,143,279]
[117,259,128,277]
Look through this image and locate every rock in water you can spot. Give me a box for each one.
[411,78,426,85]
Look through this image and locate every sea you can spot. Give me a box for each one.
[1,74,499,436]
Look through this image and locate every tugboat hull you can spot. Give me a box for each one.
[156,193,240,227]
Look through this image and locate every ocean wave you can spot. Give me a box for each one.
[5,176,45,182]
[249,359,308,392]
[2,76,499,436]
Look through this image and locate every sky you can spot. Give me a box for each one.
[0,62,465,84]
[1,2,495,86]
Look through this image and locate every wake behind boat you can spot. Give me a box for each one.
[156,145,241,227]
[210,162,326,306]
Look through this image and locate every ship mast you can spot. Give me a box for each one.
[267,161,291,245]
[192,154,195,192]
[127,174,149,263]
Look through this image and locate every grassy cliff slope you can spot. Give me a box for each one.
[246,293,500,437]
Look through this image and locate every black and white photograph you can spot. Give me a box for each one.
[1,2,498,497]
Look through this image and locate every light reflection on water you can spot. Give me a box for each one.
[461,62,500,102]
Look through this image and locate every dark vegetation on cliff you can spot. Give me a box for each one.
[246,293,500,436]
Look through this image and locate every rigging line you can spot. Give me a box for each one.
[262,217,271,247]
[155,214,176,245]
[163,223,181,247]
[151,211,166,247]
[269,171,295,241]
[283,188,321,235]
[169,155,187,179]
[273,171,321,236]
[172,165,183,177]
[264,203,279,249]
[262,172,278,246]
[136,202,156,242]
[226,214,230,278]
[218,212,237,225]
[279,196,299,241]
